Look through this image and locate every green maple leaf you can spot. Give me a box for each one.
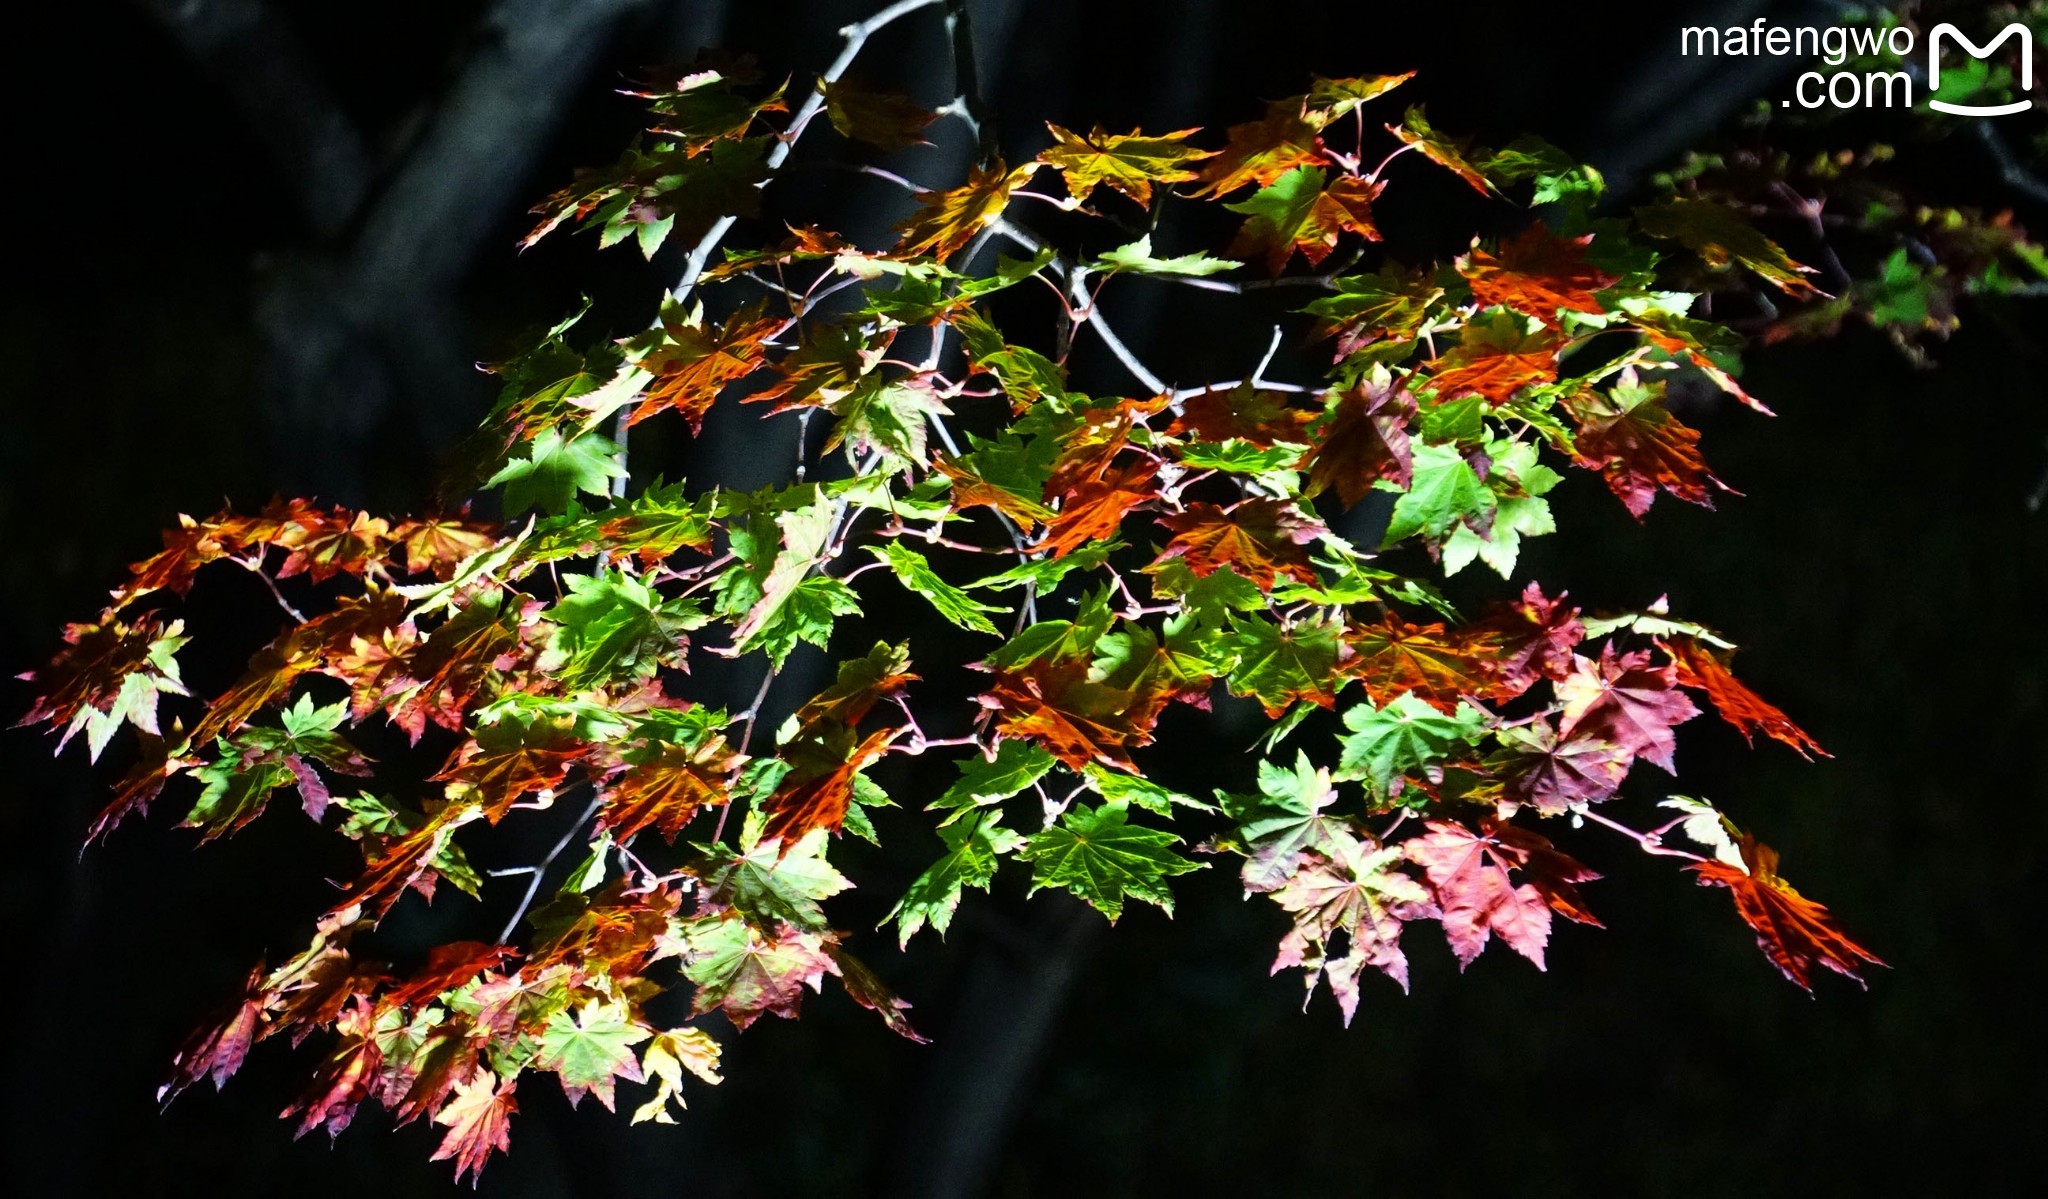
[184,750,296,840]
[1091,235,1237,277]
[870,543,1006,635]
[1082,764,1208,817]
[830,375,949,465]
[929,740,1058,821]
[488,427,626,514]
[539,569,707,690]
[965,540,1118,595]
[885,809,1024,946]
[1440,439,1560,578]
[1336,693,1486,793]
[1221,615,1343,717]
[1018,801,1203,921]
[697,828,852,931]
[1382,441,1495,548]
[1217,752,1357,892]
[536,998,652,1109]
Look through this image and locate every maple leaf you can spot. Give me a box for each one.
[537,569,704,692]
[370,592,522,742]
[435,717,593,821]
[430,1074,517,1184]
[870,543,1007,634]
[1217,752,1356,894]
[625,299,781,432]
[1300,373,1416,506]
[1270,835,1432,1023]
[1459,224,1619,328]
[1381,442,1496,548]
[1220,615,1343,718]
[698,829,852,931]
[1152,498,1324,590]
[1388,106,1496,196]
[1303,73,1415,123]
[1090,234,1236,278]
[1168,384,1316,447]
[680,915,836,1029]
[1343,611,1494,712]
[330,802,483,925]
[1460,582,1584,697]
[933,452,1055,528]
[1483,819,1603,927]
[1032,459,1160,559]
[1337,693,1486,795]
[392,516,500,580]
[159,964,267,1103]
[488,427,626,515]
[1193,100,1324,197]
[1665,637,1828,759]
[887,809,1023,946]
[1692,834,1883,991]
[271,504,394,583]
[1301,264,1444,355]
[748,323,888,411]
[821,77,936,150]
[1039,123,1214,206]
[1634,197,1821,297]
[18,614,189,761]
[382,942,519,1014]
[1403,820,1555,968]
[981,655,1161,772]
[600,731,743,844]
[1565,374,1729,518]
[282,1009,384,1140]
[1556,645,1700,773]
[1492,717,1631,815]
[1019,801,1202,921]
[893,160,1040,260]
[926,740,1057,820]
[1226,166,1383,273]
[759,726,900,846]
[824,943,928,1043]
[536,998,651,1110]
[631,1026,722,1125]
[1623,302,1771,414]
[1425,308,1563,405]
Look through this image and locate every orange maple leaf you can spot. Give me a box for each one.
[1665,637,1828,759]
[893,160,1040,260]
[1692,834,1882,991]
[1299,375,1416,507]
[1151,499,1323,590]
[1425,313,1562,405]
[631,299,783,431]
[1566,377,1731,518]
[1459,224,1619,328]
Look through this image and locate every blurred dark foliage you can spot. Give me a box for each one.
[1,1,2042,1194]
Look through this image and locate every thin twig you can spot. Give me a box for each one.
[1578,807,1704,862]
[497,793,605,943]
[237,559,306,622]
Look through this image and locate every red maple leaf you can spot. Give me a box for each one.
[599,736,741,844]
[1402,820,1558,969]
[1665,637,1828,759]
[1494,716,1632,815]
[1167,385,1316,447]
[1458,582,1584,698]
[430,1074,518,1184]
[1032,459,1159,559]
[1566,378,1730,518]
[759,726,900,846]
[1299,376,1416,506]
[1152,498,1323,589]
[980,655,1165,771]
[1692,834,1883,991]
[1556,645,1699,773]
[1459,224,1619,328]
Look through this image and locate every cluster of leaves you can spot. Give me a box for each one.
[1652,0,2048,363]
[19,4,1881,1182]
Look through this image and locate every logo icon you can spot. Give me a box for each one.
[1927,23,2035,116]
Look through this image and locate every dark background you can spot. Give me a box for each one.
[2,1,2043,1194]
